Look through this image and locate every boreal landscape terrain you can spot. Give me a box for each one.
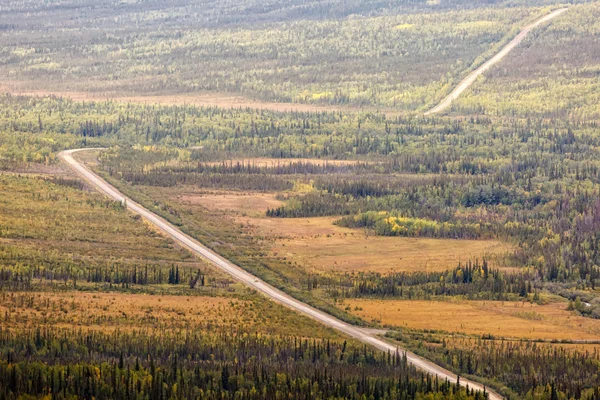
[1,0,600,399]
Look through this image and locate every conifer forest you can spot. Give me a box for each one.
[2,0,600,399]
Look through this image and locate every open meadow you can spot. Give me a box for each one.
[340,298,600,340]
[177,188,514,274]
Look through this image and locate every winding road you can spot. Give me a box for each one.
[425,7,568,115]
[60,148,502,400]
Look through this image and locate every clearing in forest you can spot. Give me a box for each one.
[272,233,513,274]
[181,189,514,273]
[340,298,600,341]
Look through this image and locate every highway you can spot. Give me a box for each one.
[425,7,568,115]
[60,148,502,400]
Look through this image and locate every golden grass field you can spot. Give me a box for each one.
[0,291,340,338]
[177,189,513,273]
[272,232,512,274]
[340,298,600,340]
[64,163,596,346]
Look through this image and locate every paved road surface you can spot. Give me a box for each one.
[425,8,568,115]
[60,148,502,400]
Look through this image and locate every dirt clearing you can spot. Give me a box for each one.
[177,191,283,216]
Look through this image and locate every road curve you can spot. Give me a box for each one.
[60,148,502,400]
[425,7,568,115]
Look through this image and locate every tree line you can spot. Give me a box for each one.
[320,260,535,301]
[0,326,486,400]
[388,335,600,400]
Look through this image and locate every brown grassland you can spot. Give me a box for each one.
[272,233,512,274]
[177,188,514,274]
[0,291,341,338]
[130,182,599,345]
[178,190,284,216]
[340,298,600,341]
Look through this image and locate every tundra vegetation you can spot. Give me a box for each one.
[2,0,600,398]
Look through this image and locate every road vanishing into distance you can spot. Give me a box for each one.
[60,148,503,400]
[425,7,568,115]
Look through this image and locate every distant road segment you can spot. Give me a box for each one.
[60,148,503,400]
[425,7,568,115]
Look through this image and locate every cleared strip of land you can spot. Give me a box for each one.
[425,7,568,115]
[59,148,503,400]
[0,87,392,115]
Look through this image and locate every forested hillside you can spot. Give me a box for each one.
[0,0,585,110]
[2,0,600,398]
[454,2,600,118]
